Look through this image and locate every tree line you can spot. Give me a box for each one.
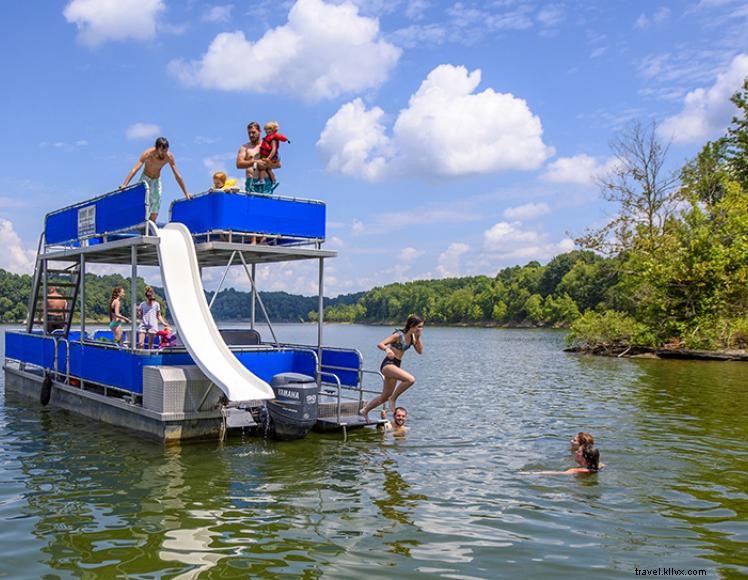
[0,269,363,324]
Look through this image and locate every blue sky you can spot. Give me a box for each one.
[1,0,747,296]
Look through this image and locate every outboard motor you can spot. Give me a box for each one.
[266,373,318,440]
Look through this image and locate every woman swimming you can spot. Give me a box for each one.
[359,315,424,421]
[109,286,130,345]
[524,444,602,475]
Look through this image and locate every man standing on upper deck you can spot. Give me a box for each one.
[235,122,262,192]
[120,137,191,222]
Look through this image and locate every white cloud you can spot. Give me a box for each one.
[126,122,161,140]
[399,247,424,262]
[481,221,574,263]
[541,154,618,185]
[635,7,671,29]
[436,242,470,277]
[318,64,554,181]
[63,0,165,46]
[351,219,365,234]
[0,219,35,274]
[659,53,748,144]
[316,99,391,181]
[537,4,566,27]
[202,152,236,174]
[170,0,401,101]
[502,202,551,221]
[351,204,481,233]
[202,4,233,22]
[39,140,88,152]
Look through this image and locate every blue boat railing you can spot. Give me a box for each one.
[44,183,150,248]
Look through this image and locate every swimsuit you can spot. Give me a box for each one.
[380,331,413,370]
[380,356,401,371]
[390,330,412,352]
[139,172,162,214]
[109,320,123,329]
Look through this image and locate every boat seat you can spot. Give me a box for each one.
[219,328,262,346]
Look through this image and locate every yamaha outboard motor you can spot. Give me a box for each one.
[266,373,318,440]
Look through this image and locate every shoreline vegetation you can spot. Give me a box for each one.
[2,83,747,361]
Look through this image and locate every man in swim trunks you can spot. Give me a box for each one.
[235,122,262,192]
[120,136,191,222]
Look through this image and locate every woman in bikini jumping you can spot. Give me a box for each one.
[359,315,424,421]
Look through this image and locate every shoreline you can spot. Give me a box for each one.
[564,345,748,362]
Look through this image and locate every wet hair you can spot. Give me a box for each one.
[264,120,279,133]
[402,315,424,333]
[581,445,600,471]
[394,406,408,416]
[213,171,227,186]
[110,286,124,305]
[247,122,260,131]
[576,432,594,447]
[155,137,169,150]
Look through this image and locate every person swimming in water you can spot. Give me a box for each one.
[359,315,424,421]
[523,443,602,475]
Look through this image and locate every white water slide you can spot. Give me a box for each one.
[156,222,274,403]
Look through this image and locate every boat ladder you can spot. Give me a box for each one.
[26,234,81,337]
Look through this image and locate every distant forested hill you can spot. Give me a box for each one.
[0,268,363,323]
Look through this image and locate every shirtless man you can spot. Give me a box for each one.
[46,286,68,333]
[120,137,191,222]
[235,122,262,192]
[379,407,409,435]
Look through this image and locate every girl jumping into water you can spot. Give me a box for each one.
[359,315,424,421]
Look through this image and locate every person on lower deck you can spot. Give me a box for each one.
[137,286,167,349]
[120,137,191,222]
[109,286,130,345]
[359,315,424,421]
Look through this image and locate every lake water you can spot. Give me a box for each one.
[1,324,746,578]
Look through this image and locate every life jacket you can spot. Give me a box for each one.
[259,132,290,161]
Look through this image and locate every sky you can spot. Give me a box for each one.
[1,0,747,297]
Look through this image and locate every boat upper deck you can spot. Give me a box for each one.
[42,183,334,266]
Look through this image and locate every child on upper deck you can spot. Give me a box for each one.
[254,121,289,192]
[211,171,238,191]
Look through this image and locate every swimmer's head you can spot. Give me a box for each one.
[575,444,600,471]
[571,432,594,450]
[393,407,408,427]
[155,137,169,159]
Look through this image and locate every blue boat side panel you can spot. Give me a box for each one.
[233,350,316,383]
[170,192,325,240]
[45,184,148,244]
[320,349,361,387]
[5,332,55,368]
[66,344,192,394]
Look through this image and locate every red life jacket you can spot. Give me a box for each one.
[259,132,290,161]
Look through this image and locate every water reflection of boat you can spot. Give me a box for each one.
[3,185,385,441]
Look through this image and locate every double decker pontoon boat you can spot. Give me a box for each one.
[3,184,384,441]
